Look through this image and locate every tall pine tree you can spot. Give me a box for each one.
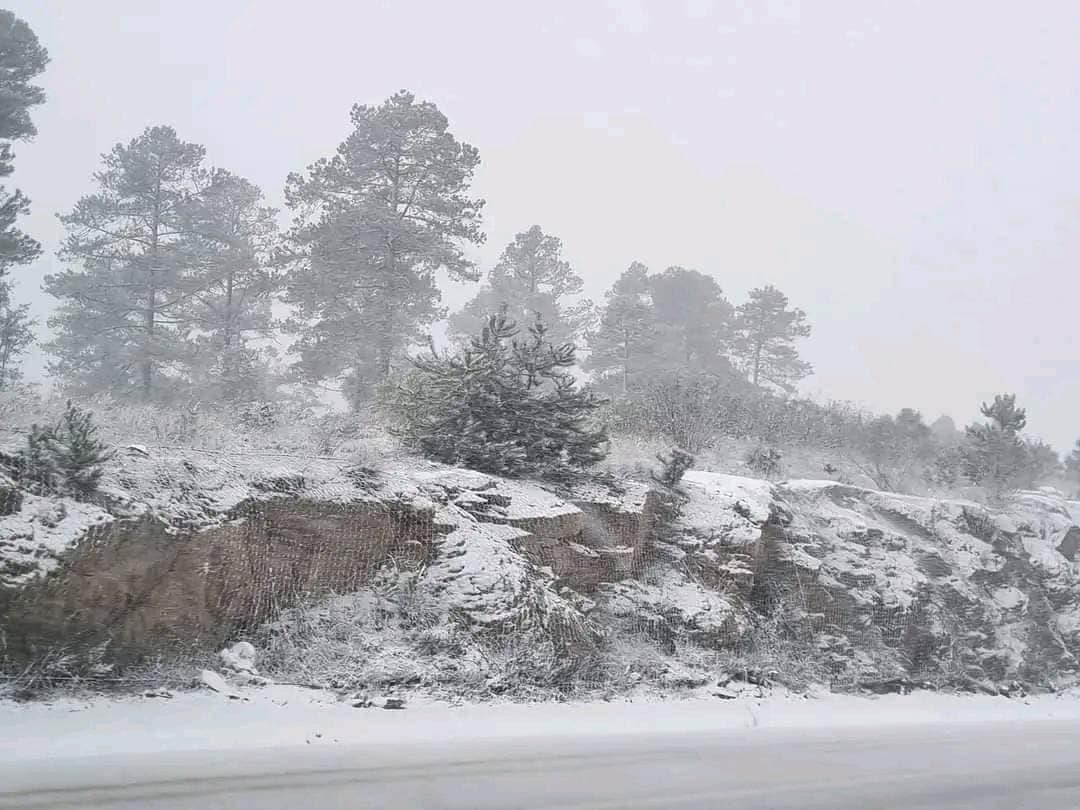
[0,10,48,388]
[649,266,733,374]
[730,284,812,393]
[585,261,658,392]
[451,225,593,346]
[0,286,32,388]
[283,91,484,406]
[46,126,209,399]
[182,171,281,401]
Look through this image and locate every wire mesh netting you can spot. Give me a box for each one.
[3,437,1074,700]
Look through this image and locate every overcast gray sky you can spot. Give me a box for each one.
[6,0,1080,450]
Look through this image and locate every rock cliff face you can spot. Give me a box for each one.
[671,474,1080,690]
[0,451,652,665]
[3,448,1080,693]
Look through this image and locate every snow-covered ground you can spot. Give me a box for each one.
[6,683,1080,763]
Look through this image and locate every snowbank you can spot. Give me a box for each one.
[5,683,1080,763]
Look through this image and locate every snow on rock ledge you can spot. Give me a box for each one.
[3,450,1080,692]
[0,449,648,664]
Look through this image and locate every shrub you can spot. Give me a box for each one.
[651,448,694,490]
[744,445,783,479]
[632,374,729,453]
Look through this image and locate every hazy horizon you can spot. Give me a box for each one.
[6,0,1080,450]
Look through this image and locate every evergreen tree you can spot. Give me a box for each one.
[930,414,962,444]
[650,448,695,541]
[389,311,607,479]
[585,261,658,393]
[0,285,33,388]
[451,225,593,346]
[730,284,812,393]
[7,402,112,497]
[283,91,484,406]
[1066,439,1080,495]
[14,421,57,491]
[182,171,280,401]
[47,400,114,496]
[46,126,209,399]
[649,267,733,374]
[1023,439,1061,487]
[963,394,1029,499]
[0,11,48,385]
[982,393,1027,433]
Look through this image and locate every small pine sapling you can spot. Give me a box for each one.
[391,311,607,480]
[48,401,114,496]
[16,423,58,491]
[745,445,783,479]
[651,448,694,490]
[650,448,695,541]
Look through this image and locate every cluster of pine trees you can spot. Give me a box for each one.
[3,9,1077,496]
[37,102,813,409]
[0,9,816,410]
[586,267,810,395]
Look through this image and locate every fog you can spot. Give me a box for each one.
[6,0,1080,449]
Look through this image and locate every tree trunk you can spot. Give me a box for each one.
[223,271,234,349]
[142,173,163,401]
[621,335,629,394]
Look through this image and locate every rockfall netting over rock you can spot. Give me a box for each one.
[3,444,1080,699]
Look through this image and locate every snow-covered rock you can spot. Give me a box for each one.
[220,641,258,674]
[4,448,1080,695]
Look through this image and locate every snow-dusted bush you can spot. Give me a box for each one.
[744,445,783,480]
[3,401,113,498]
[387,312,607,480]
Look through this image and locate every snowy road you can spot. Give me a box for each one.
[4,720,1080,809]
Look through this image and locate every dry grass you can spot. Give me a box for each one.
[0,388,402,462]
[602,432,880,488]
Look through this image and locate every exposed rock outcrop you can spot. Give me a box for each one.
[0,451,653,665]
[3,448,1080,694]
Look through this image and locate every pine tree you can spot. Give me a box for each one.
[585,262,658,393]
[730,284,812,393]
[451,225,593,346]
[963,394,1029,500]
[0,286,33,388]
[7,402,112,497]
[1023,439,1061,487]
[46,126,209,400]
[650,448,695,541]
[182,171,280,402]
[648,267,733,374]
[284,91,484,406]
[47,401,114,496]
[390,311,607,479]
[15,422,57,491]
[1066,439,1080,496]
[0,11,48,386]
